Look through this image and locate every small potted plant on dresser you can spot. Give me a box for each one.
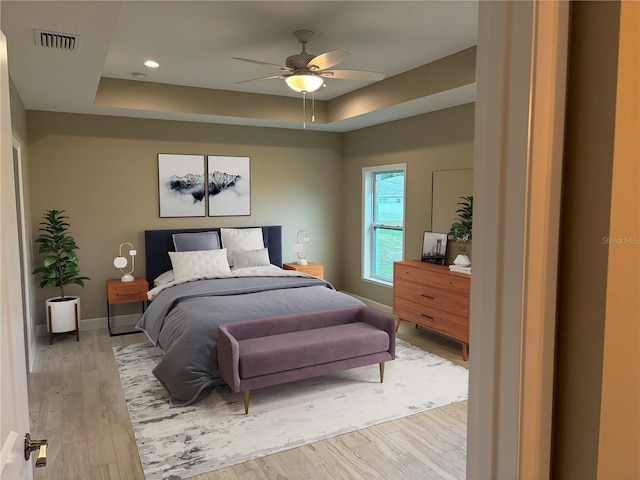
[33,209,90,344]
[448,196,473,268]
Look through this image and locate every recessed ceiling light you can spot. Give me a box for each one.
[144,60,159,68]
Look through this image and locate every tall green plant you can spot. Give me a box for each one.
[448,196,473,255]
[33,209,90,300]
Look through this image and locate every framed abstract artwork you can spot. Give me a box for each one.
[157,154,206,218]
[207,155,251,216]
[421,231,448,265]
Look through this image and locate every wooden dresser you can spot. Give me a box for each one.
[393,260,470,360]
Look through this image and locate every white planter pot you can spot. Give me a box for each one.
[46,296,80,333]
[453,254,471,267]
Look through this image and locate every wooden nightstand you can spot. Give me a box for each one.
[282,262,324,279]
[106,278,148,336]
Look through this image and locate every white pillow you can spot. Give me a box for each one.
[153,270,175,287]
[220,228,264,266]
[168,249,231,283]
[232,248,271,269]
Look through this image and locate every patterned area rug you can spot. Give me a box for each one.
[113,340,468,480]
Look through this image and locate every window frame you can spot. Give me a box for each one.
[362,163,407,286]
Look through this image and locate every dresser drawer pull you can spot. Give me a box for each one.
[421,314,434,320]
[421,294,435,300]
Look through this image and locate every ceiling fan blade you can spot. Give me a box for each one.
[320,70,385,81]
[307,50,349,71]
[232,57,292,71]
[235,74,287,84]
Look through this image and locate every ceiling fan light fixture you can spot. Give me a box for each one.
[285,74,323,93]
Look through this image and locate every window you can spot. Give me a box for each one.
[362,164,406,284]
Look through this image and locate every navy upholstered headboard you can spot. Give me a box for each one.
[144,226,282,287]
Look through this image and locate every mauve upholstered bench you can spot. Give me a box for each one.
[217,306,396,413]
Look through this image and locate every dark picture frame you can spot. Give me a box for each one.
[421,231,448,265]
[157,154,206,218]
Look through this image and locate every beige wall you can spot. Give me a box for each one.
[27,104,475,325]
[9,76,27,143]
[328,47,476,123]
[597,0,639,477]
[27,112,343,324]
[554,2,617,475]
[341,102,475,305]
[553,1,639,478]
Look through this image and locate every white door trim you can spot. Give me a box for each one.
[0,29,33,480]
[12,137,36,371]
[467,1,569,478]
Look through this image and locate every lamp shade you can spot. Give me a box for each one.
[294,230,310,265]
[113,256,127,269]
[114,242,136,282]
[285,74,323,93]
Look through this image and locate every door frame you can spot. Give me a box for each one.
[12,137,36,371]
[467,1,569,478]
[0,29,33,480]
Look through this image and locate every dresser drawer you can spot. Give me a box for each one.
[394,262,470,295]
[394,278,469,318]
[393,297,468,342]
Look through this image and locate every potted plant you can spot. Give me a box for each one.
[448,196,473,266]
[33,209,90,340]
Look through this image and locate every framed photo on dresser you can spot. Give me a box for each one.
[421,231,448,265]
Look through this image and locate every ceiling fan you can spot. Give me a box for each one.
[233,30,385,93]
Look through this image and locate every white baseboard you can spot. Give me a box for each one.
[342,292,393,315]
[35,297,390,337]
[35,313,141,337]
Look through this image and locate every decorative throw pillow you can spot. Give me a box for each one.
[153,270,175,287]
[220,228,264,266]
[232,248,271,269]
[168,249,231,283]
[173,231,221,252]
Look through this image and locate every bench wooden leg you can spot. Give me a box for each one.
[379,362,385,383]
[243,390,250,414]
[395,318,402,332]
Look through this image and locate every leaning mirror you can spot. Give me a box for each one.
[431,168,473,262]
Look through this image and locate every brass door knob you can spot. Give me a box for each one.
[24,433,48,468]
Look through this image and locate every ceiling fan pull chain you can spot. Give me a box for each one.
[302,92,307,129]
[312,91,315,124]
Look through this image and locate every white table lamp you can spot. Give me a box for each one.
[114,242,137,282]
[293,230,309,265]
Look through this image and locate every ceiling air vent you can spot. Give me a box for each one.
[34,30,80,51]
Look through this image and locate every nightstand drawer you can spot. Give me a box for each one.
[107,278,148,304]
[282,262,324,279]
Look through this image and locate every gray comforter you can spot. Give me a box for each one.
[136,275,364,406]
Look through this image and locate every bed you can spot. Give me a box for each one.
[136,226,365,407]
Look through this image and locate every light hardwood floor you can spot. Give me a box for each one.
[28,322,468,480]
